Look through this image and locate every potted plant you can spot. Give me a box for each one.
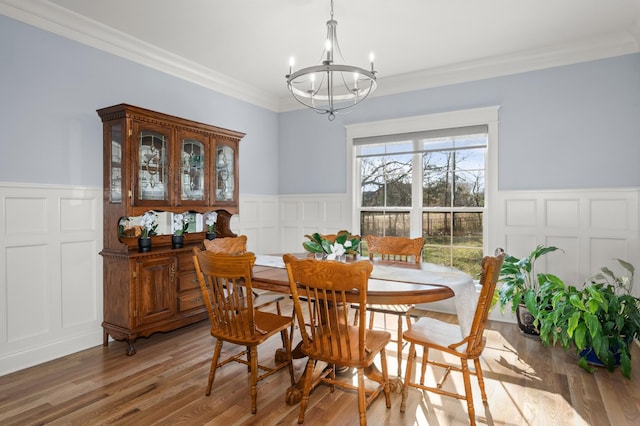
[205,211,217,240]
[138,210,158,252]
[496,245,562,335]
[535,259,640,378]
[171,213,189,249]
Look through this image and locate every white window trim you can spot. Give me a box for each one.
[345,106,500,255]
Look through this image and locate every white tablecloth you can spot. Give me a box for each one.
[369,264,476,338]
[253,255,476,337]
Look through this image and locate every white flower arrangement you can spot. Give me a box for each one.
[303,231,360,261]
[325,241,346,261]
[205,211,218,233]
[172,213,189,236]
[139,211,158,239]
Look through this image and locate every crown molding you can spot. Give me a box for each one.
[3,1,639,114]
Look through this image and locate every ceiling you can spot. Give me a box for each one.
[2,0,639,112]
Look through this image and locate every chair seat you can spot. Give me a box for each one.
[403,316,467,353]
[212,309,292,346]
[302,325,391,369]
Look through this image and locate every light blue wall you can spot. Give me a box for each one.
[0,16,279,195]
[279,54,640,193]
[2,15,640,196]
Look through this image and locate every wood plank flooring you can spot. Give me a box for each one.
[1,301,639,425]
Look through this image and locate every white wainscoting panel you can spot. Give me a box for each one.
[0,183,102,375]
[492,188,640,323]
[235,195,280,255]
[278,194,351,254]
[1,187,637,374]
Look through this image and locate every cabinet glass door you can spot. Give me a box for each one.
[110,123,122,203]
[215,145,235,202]
[137,130,168,201]
[180,138,205,202]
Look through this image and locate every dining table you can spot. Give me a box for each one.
[251,253,475,404]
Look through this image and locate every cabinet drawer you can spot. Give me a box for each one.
[178,290,205,312]
[178,271,199,292]
[178,252,195,272]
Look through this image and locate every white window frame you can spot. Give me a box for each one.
[345,106,500,256]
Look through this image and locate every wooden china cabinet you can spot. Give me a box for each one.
[97,104,244,355]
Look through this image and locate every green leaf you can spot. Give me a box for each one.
[573,323,587,348]
[578,355,596,373]
[620,350,632,379]
[302,241,323,253]
[567,312,580,337]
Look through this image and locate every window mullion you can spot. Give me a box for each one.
[410,145,422,238]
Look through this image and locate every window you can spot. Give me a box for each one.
[347,108,498,277]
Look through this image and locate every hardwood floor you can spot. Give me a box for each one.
[1,301,639,425]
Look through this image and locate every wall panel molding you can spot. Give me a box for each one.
[0,182,102,375]
[496,188,640,298]
[277,194,351,254]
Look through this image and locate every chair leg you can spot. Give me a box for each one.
[357,367,367,426]
[298,358,315,424]
[461,359,476,426]
[246,345,251,372]
[380,347,391,408]
[353,307,359,326]
[396,314,403,377]
[283,327,296,386]
[400,342,415,413]
[420,347,429,385]
[206,340,223,395]
[249,346,258,414]
[474,358,488,402]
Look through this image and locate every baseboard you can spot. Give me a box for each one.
[0,330,103,376]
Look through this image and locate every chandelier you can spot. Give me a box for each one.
[286,0,377,121]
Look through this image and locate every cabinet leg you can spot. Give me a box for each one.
[126,340,137,356]
[103,330,109,347]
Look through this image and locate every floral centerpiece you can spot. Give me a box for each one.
[139,211,158,239]
[303,231,360,260]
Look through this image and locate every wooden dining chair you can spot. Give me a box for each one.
[193,249,295,414]
[400,249,505,426]
[283,254,391,426]
[203,235,284,311]
[354,235,425,377]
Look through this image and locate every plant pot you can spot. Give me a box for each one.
[516,304,540,336]
[205,232,216,240]
[172,235,184,249]
[579,347,621,367]
[138,237,152,253]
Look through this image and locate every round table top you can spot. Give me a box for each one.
[251,254,473,305]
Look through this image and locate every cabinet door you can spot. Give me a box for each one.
[132,121,173,207]
[214,141,238,205]
[177,129,209,206]
[134,256,177,327]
